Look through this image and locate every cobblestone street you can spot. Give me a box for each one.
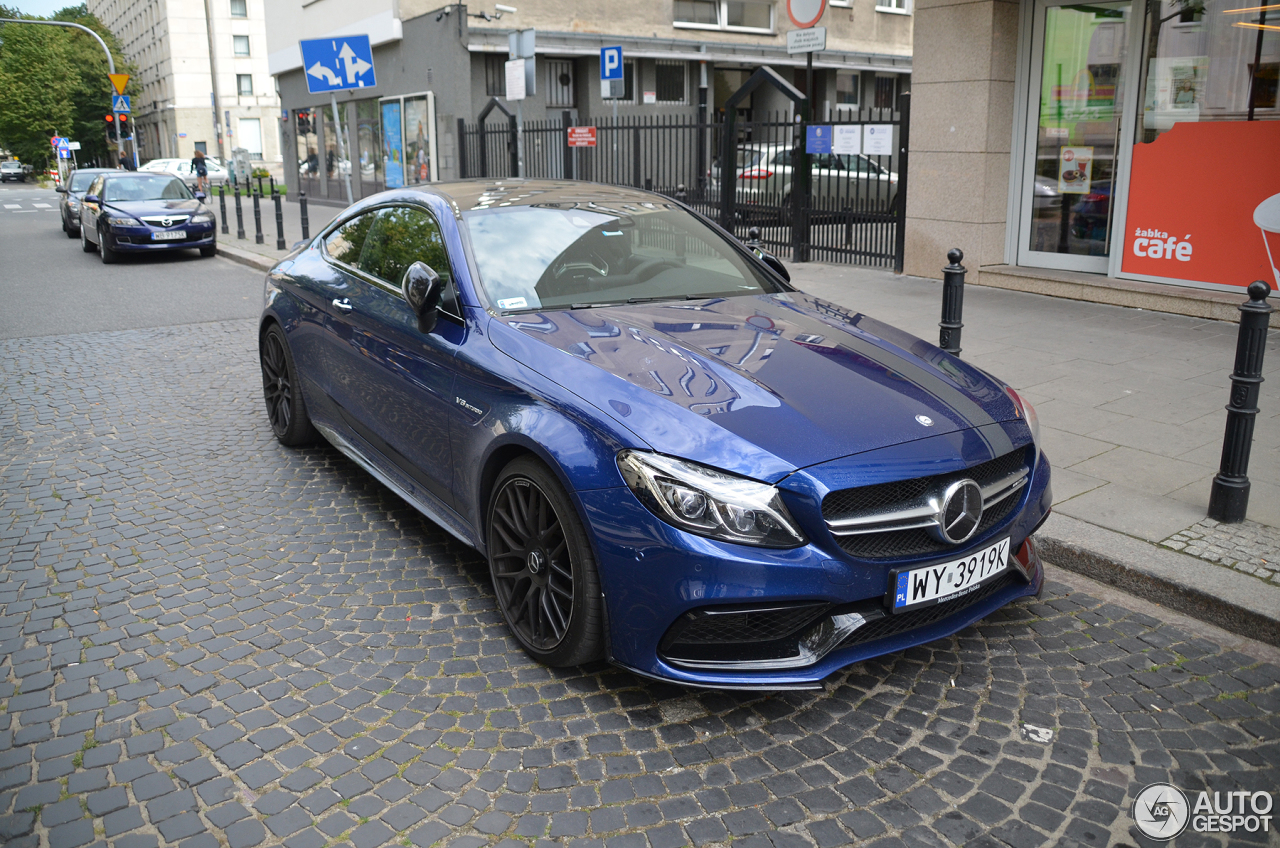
[1,319,1277,848]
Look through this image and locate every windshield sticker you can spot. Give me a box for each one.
[497,297,528,310]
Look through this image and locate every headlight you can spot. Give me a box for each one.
[67,199,79,209]
[1005,386,1041,454]
[190,212,215,223]
[617,451,805,548]
[106,216,138,227]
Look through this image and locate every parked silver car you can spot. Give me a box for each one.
[710,143,898,217]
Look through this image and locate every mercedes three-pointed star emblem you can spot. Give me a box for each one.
[933,478,983,544]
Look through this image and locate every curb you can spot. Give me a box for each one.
[216,242,277,272]
[1038,513,1280,648]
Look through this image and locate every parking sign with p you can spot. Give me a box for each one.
[601,46,625,99]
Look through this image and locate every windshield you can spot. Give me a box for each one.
[102,176,192,202]
[70,172,99,192]
[463,204,782,312]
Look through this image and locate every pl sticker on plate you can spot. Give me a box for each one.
[497,297,528,310]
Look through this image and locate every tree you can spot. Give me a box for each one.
[0,4,133,170]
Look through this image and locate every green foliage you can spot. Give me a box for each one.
[0,5,134,168]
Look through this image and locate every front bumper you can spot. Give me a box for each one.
[578,450,1051,689]
[105,225,215,250]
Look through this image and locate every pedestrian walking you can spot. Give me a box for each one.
[191,150,210,194]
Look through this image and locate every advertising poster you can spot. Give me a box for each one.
[1057,146,1092,194]
[1122,121,1280,290]
[404,95,433,184]
[381,101,403,189]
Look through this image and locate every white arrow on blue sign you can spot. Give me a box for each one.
[299,35,376,94]
[112,94,130,113]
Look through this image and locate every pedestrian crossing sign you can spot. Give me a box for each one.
[112,94,131,113]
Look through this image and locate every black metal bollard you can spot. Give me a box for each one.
[299,192,310,241]
[1208,281,1273,522]
[269,175,276,196]
[746,227,762,249]
[274,191,286,251]
[234,187,245,240]
[939,248,966,355]
[675,183,687,203]
[256,175,264,197]
[218,187,228,236]
[252,189,264,245]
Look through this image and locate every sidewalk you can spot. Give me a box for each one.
[790,262,1280,646]
[212,192,340,269]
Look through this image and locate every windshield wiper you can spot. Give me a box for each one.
[569,301,625,310]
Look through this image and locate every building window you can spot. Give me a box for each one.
[874,75,897,110]
[233,35,249,55]
[547,59,575,107]
[655,61,686,104]
[673,0,772,31]
[229,0,246,16]
[624,61,636,102]
[237,74,253,96]
[835,71,860,114]
[875,0,911,13]
[485,54,506,97]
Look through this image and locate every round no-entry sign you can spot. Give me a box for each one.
[787,0,827,28]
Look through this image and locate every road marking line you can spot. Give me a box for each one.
[3,204,19,209]
[33,203,51,208]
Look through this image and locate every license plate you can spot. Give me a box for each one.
[888,537,1011,613]
[151,231,186,241]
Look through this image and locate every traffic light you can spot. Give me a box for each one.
[118,114,130,138]
[104,114,115,126]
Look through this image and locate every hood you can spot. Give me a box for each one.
[105,198,204,218]
[489,293,1020,482]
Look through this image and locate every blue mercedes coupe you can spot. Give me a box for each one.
[259,180,1051,689]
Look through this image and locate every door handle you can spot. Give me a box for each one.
[332,298,353,312]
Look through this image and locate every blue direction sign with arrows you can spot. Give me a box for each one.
[112,94,131,113]
[299,35,376,94]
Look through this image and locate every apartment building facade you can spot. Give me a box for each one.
[88,0,282,165]
[264,0,913,203]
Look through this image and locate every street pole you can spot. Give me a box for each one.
[329,93,354,204]
[201,0,227,165]
[0,19,123,164]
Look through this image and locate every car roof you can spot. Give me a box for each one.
[409,179,681,214]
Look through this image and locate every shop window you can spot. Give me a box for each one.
[656,61,686,104]
[236,74,252,96]
[485,54,506,97]
[547,60,575,107]
[233,35,249,56]
[229,0,246,16]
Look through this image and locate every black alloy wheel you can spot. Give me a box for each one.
[99,226,117,264]
[487,458,604,667]
[259,324,317,446]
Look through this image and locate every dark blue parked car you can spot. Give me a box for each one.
[259,180,1051,689]
[79,172,217,263]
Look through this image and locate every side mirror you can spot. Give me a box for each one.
[753,247,790,283]
[194,191,207,201]
[55,185,68,193]
[402,261,444,333]
[83,194,100,205]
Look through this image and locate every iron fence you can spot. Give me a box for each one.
[458,98,908,269]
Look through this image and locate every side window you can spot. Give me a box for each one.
[324,212,375,266]
[358,205,459,315]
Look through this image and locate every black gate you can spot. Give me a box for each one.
[458,89,909,269]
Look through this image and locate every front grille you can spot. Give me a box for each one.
[834,571,1021,651]
[659,602,830,665]
[822,448,1030,560]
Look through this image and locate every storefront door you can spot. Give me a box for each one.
[1018,0,1132,272]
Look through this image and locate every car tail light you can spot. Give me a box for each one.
[739,168,774,180]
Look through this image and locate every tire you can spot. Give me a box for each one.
[199,244,216,257]
[259,323,317,446]
[80,222,96,253]
[65,215,78,238]
[99,227,117,264]
[487,457,605,667]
